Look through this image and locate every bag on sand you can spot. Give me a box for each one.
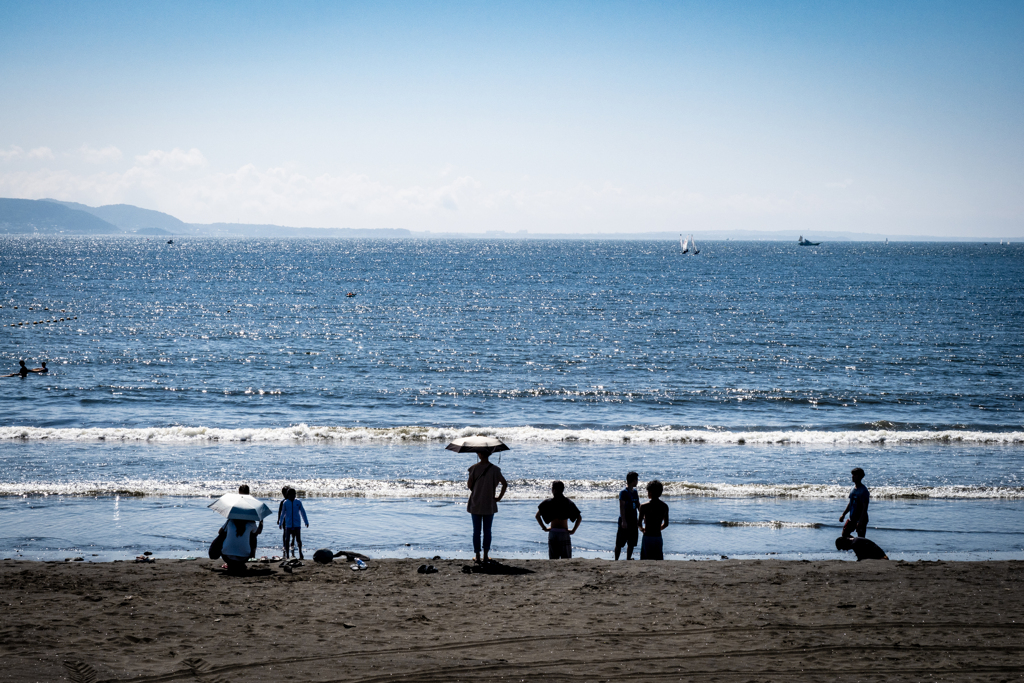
[208,531,224,560]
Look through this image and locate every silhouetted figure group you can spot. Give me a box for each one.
[213,464,887,571]
[3,360,47,377]
[468,449,673,562]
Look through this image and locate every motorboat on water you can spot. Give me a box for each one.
[798,236,820,246]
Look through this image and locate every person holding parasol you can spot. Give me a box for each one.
[447,436,509,564]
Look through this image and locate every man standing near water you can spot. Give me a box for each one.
[536,481,582,559]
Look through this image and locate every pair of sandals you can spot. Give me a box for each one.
[279,558,303,573]
[416,564,438,574]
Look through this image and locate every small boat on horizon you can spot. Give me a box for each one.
[798,236,820,246]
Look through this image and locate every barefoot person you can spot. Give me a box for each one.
[840,468,870,538]
[536,481,582,559]
[467,449,507,563]
[614,471,640,560]
[638,480,669,560]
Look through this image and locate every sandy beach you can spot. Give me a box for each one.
[2,557,1021,682]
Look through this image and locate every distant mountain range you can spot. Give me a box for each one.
[0,198,122,234]
[0,196,1011,241]
[0,198,411,238]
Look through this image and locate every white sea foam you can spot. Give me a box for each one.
[1,424,1022,445]
[1,478,1020,500]
[717,520,823,528]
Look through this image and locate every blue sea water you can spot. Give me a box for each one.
[1,237,1022,561]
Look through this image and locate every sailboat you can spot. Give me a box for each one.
[690,235,700,255]
[680,234,689,254]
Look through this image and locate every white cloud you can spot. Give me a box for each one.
[0,146,55,162]
[78,145,123,164]
[0,146,25,161]
[27,147,54,160]
[0,147,994,235]
[135,147,206,170]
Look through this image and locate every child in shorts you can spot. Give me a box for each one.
[638,480,669,560]
[278,487,309,559]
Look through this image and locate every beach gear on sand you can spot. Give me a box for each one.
[208,533,224,559]
[208,493,273,521]
[312,548,369,564]
[445,436,509,454]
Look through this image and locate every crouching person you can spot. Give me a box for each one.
[216,518,263,574]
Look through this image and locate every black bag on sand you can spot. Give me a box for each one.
[208,531,224,560]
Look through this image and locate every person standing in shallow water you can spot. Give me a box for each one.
[2,361,29,378]
[467,449,507,563]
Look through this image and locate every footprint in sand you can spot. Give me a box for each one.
[62,660,98,683]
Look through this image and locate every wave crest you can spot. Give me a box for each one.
[1,424,1022,445]
[1,478,1020,500]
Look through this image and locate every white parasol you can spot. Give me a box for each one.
[208,493,273,521]
[445,436,510,454]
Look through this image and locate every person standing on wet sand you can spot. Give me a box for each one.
[638,480,669,560]
[536,481,582,559]
[840,467,870,538]
[467,449,507,563]
[614,471,640,560]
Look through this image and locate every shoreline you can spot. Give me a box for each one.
[3,557,1021,681]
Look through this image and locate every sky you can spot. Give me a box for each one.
[1,1,1022,236]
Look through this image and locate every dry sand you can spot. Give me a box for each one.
[1,557,1022,682]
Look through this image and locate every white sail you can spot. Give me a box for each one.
[690,235,699,255]
[680,235,689,254]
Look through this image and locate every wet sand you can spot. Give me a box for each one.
[1,557,1022,682]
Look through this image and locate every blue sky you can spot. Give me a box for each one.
[1,1,1021,235]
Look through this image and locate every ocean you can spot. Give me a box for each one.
[1,236,1022,561]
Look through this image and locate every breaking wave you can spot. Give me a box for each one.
[717,520,823,528]
[1,478,1021,500]
[1,424,1023,445]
